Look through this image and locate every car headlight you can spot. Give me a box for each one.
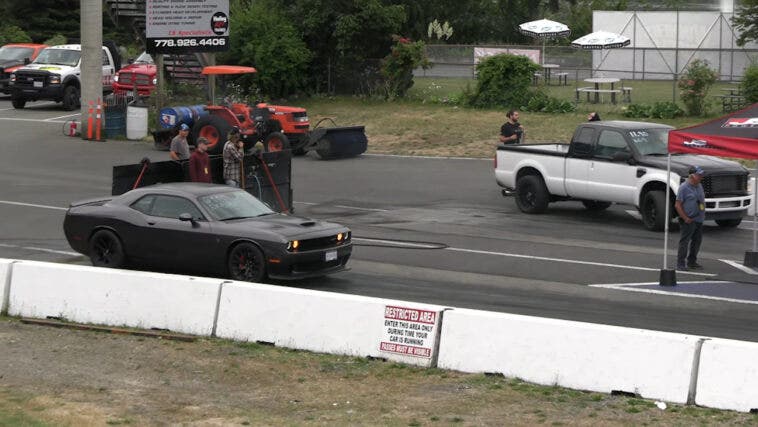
[9,73,16,83]
[49,74,61,84]
[152,77,157,85]
[113,74,120,82]
[287,240,300,251]
[295,116,308,123]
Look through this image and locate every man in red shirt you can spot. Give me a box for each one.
[189,137,212,183]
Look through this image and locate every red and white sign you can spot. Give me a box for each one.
[380,305,439,359]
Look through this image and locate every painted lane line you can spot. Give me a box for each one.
[444,246,716,276]
[0,117,66,123]
[45,113,80,121]
[0,243,79,257]
[334,205,388,212]
[352,237,440,249]
[293,201,317,205]
[590,281,758,305]
[720,259,758,275]
[0,200,67,211]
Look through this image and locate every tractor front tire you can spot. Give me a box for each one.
[263,131,291,153]
[191,115,232,155]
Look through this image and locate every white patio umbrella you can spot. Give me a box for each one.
[571,30,630,50]
[518,19,571,65]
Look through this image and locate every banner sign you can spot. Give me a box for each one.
[146,0,230,54]
[379,305,439,358]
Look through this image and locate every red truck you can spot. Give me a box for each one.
[113,51,157,96]
[0,43,48,94]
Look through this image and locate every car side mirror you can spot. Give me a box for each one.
[24,57,31,64]
[179,212,195,222]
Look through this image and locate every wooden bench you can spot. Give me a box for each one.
[576,88,621,104]
[533,72,543,85]
[552,72,569,86]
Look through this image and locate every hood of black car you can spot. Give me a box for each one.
[638,153,748,177]
[223,214,346,240]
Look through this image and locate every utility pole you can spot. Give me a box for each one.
[80,0,103,140]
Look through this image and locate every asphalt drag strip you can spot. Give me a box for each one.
[591,280,758,305]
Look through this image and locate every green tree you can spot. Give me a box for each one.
[0,0,79,43]
[381,36,430,98]
[733,0,758,46]
[678,59,718,116]
[466,54,540,108]
[0,26,32,44]
[222,0,312,99]
[741,64,758,104]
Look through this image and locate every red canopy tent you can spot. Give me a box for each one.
[661,103,758,284]
[669,103,758,158]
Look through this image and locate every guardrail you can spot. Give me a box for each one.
[1,258,756,412]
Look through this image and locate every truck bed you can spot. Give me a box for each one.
[496,143,569,156]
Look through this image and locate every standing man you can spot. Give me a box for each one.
[499,110,524,144]
[675,166,706,271]
[170,123,191,161]
[189,137,212,183]
[223,127,245,187]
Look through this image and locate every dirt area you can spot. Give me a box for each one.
[1,318,755,426]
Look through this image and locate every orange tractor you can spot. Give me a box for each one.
[155,65,367,159]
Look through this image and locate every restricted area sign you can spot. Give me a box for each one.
[380,305,439,358]
[146,0,230,54]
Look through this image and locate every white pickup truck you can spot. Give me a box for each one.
[9,44,119,111]
[494,120,752,231]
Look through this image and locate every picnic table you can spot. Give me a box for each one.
[714,83,745,112]
[576,77,621,104]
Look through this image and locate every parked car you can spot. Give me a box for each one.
[0,43,48,94]
[63,183,353,282]
[113,51,157,96]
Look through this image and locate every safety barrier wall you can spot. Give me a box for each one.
[0,258,13,315]
[695,338,758,412]
[436,308,698,404]
[215,281,446,367]
[8,261,222,336]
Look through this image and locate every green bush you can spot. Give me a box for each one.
[43,34,67,46]
[678,59,718,116]
[380,36,430,99]
[742,64,758,104]
[466,54,539,109]
[0,25,32,44]
[521,92,576,113]
[622,102,683,119]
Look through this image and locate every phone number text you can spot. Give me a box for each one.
[152,38,226,48]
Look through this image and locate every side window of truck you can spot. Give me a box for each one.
[595,131,629,159]
[571,127,595,156]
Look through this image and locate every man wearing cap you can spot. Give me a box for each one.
[675,166,706,270]
[170,123,191,161]
[223,127,244,187]
[189,137,212,183]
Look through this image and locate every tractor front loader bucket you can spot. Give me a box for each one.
[307,123,368,160]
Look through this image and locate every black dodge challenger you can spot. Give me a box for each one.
[63,183,352,281]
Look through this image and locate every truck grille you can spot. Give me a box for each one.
[12,70,50,89]
[118,72,151,86]
[702,174,748,197]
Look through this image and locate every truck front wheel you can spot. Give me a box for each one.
[62,86,80,111]
[641,191,668,231]
[715,218,742,228]
[11,96,26,109]
[515,175,549,214]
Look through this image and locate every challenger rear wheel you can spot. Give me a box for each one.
[192,115,232,155]
[228,242,266,282]
[89,230,126,268]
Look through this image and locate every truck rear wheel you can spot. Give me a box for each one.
[62,85,80,111]
[191,115,231,155]
[715,218,742,228]
[641,190,668,231]
[515,175,549,214]
[11,96,26,109]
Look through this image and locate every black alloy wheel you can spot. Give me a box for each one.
[88,229,126,268]
[515,175,550,214]
[62,85,80,111]
[228,242,267,282]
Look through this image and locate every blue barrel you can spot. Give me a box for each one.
[158,104,208,129]
[104,107,126,138]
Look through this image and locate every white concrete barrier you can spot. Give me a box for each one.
[437,309,699,404]
[216,282,446,367]
[0,258,14,315]
[8,261,222,336]
[696,338,758,412]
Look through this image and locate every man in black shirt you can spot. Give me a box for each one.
[499,110,524,144]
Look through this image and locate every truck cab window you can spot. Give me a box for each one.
[595,131,629,158]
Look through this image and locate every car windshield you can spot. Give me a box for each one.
[627,128,671,155]
[133,51,153,64]
[0,46,33,61]
[198,190,275,221]
[33,48,80,66]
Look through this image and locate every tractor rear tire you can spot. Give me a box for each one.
[263,131,291,152]
[192,115,232,155]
